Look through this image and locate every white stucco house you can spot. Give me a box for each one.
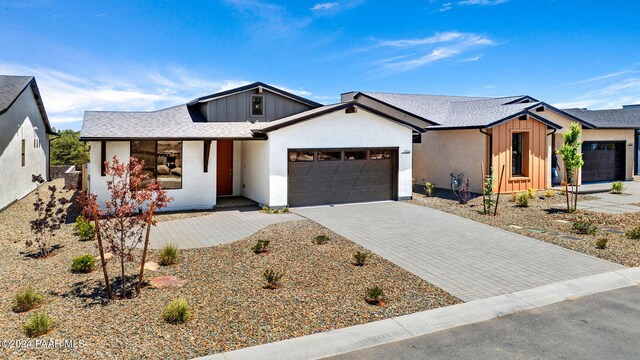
[0,75,54,211]
[80,83,422,211]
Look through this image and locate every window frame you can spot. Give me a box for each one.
[21,139,25,167]
[250,94,265,117]
[130,140,183,190]
[510,130,530,179]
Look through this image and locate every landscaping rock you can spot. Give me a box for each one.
[148,276,186,288]
[143,261,160,271]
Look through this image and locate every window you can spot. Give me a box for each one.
[251,95,264,116]
[317,151,341,161]
[370,150,391,160]
[21,139,25,167]
[288,151,314,162]
[512,132,529,176]
[131,140,182,189]
[344,151,367,160]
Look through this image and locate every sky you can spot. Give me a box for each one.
[2,0,640,131]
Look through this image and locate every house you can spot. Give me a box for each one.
[80,82,422,211]
[0,75,54,211]
[343,92,640,193]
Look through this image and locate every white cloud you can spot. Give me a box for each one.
[310,0,363,13]
[311,2,339,11]
[437,0,508,12]
[460,55,482,62]
[554,73,640,109]
[223,0,311,36]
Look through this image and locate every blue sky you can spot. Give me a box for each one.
[2,0,640,130]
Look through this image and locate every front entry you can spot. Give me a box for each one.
[216,140,233,195]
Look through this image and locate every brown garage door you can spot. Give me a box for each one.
[288,148,397,207]
[581,141,625,182]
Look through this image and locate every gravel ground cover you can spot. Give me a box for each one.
[408,186,640,268]
[0,180,460,359]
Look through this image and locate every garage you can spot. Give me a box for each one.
[581,141,625,182]
[287,148,397,207]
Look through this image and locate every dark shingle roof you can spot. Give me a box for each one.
[0,75,54,134]
[188,81,322,108]
[562,108,640,129]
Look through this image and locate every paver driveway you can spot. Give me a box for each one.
[294,202,623,301]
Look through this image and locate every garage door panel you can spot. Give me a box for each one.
[581,141,625,182]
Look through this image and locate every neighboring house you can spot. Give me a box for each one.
[0,75,54,211]
[80,82,421,211]
[343,92,639,193]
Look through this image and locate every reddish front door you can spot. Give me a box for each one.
[216,140,233,195]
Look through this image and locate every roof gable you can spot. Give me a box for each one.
[0,75,54,134]
[187,82,322,108]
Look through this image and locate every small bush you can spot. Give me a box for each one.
[353,251,368,266]
[515,192,529,207]
[526,188,537,199]
[251,240,270,254]
[12,288,44,313]
[611,181,625,194]
[73,216,95,241]
[24,312,53,337]
[425,182,435,197]
[544,189,554,198]
[262,205,270,213]
[159,244,179,266]
[272,209,280,214]
[163,298,192,324]
[282,207,290,213]
[572,220,597,235]
[315,235,330,245]
[595,238,608,249]
[625,227,640,240]
[70,254,96,273]
[365,286,385,305]
[510,192,518,202]
[263,269,284,289]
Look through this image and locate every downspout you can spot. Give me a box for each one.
[479,128,492,171]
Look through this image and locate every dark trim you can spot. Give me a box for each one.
[530,103,597,129]
[635,130,639,176]
[80,136,264,141]
[100,141,106,176]
[502,95,539,105]
[486,111,562,130]
[0,78,55,134]
[351,92,438,125]
[479,128,492,170]
[203,140,211,173]
[187,81,322,108]
[253,102,427,133]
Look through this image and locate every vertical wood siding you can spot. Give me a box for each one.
[489,117,548,193]
[203,90,313,122]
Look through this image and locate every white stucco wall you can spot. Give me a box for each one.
[87,140,216,211]
[0,87,49,210]
[266,108,414,207]
[240,140,270,205]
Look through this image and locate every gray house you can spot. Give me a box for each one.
[0,75,54,211]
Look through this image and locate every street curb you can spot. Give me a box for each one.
[195,268,640,360]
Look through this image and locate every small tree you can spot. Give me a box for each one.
[81,156,172,299]
[556,122,584,212]
[482,173,495,215]
[28,175,69,257]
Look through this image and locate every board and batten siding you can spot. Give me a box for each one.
[203,90,314,122]
[489,116,549,193]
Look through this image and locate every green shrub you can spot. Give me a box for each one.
[12,288,44,313]
[572,220,597,235]
[263,269,284,289]
[526,188,537,199]
[70,254,96,273]
[159,244,180,266]
[515,192,529,207]
[162,298,192,324]
[272,209,280,214]
[314,235,330,245]
[353,251,368,266]
[24,312,53,337]
[282,207,290,213]
[611,181,625,194]
[544,189,554,198]
[625,227,640,240]
[262,205,270,213]
[425,182,435,197]
[595,238,608,249]
[73,215,95,241]
[365,286,385,304]
[251,240,270,254]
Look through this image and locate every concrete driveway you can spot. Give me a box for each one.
[294,202,623,301]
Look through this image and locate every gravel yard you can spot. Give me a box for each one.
[0,180,460,359]
[408,186,640,268]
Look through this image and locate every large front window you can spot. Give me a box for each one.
[131,140,182,189]
[512,132,529,177]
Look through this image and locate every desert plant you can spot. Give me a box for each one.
[544,189,555,198]
[425,182,436,197]
[556,122,584,212]
[482,175,495,215]
[572,220,597,235]
[162,298,192,324]
[73,215,95,241]
[315,235,330,245]
[526,187,537,199]
[365,286,385,305]
[611,181,625,194]
[27,174,70,257]
[24,312,53,337]
[625,227,640,240]
[251,240,270,254]
[457,178,471,204]
[353,251,368,266]
[510,192,518,202]
[263,269,284,289]
[282,207,290,213]
[12,288,44,313]
[515,192,529,207]
[71,254,96,273]
[262,205,271,213]
[595,238,608,249]
[272,209,280,214]
[159,244,180,266]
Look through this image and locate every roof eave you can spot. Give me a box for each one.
[187,82,322,108]
[352,92,439,126]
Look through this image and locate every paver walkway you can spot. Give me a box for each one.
[149,209,302,249]
[295,202,623,301]
[553,181,640,214]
